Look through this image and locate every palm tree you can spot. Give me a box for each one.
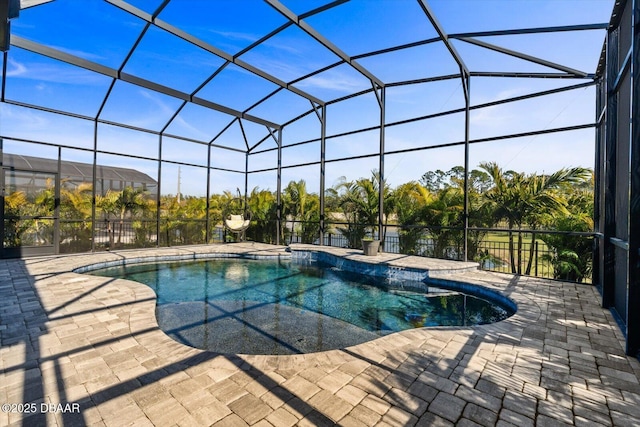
[208,193,226,242]
[541,180,594,282]
[96,190,118,248]
[522,167,592,275]
[391,181,432,255]
[337,171,392,247]
[60,182,93,251]
[282,180,320,243]
[3,190,29,247]
[113,186,149,245]
[480,162,591,274]
[352,176,380,238]
[131,196,156,247]
[28,178,57,245]
[423,186,464,259]
[97,186,149,247]
[61,182,93,219]
[247,187,277,243]
[283,180,309,222]
[179,196,207,244]
[299,194,321,244]
[333,178,367,248]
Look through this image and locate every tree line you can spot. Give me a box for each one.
[4,162,594,282]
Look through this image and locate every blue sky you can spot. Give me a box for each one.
[1,0,615,196]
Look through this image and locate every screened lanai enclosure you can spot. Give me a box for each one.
[0,0,639,355]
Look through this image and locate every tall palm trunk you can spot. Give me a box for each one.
[380,216,388,250]
[117,209,125,245]
[525,231,537,275]
[107,220,114,249]
[517,230,523,275]
[508,220,516,273]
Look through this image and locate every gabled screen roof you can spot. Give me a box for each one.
[2,0,614,152]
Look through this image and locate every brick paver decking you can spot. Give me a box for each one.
[1,243,639,426]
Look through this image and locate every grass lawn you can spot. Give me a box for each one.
[478,231,555,277]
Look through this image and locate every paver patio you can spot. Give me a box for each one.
[1,242,639,426]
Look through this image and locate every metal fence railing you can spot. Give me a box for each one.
[52,217,594,283]
[283,223,594,283]
[57,219,225,252]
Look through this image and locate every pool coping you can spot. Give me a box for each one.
[72,246,291,274]
[64,242,538,354]
[73,242,524,325]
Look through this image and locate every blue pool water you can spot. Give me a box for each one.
[92,258,514,355]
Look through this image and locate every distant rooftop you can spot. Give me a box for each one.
[2,153,157,187]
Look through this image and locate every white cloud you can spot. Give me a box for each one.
[139,90,178,116]
[1,103,49,128]
[167,115,212,141]
[47,44,107,63]
[0,104,95,149]
[5,58,27,77]
[296,73,366,93]
[208,29,260,43]
[106,89,181,130]
[261,39,301,55]
[241,55,310,82]
[470,105,512,128]
[6,57,107,85]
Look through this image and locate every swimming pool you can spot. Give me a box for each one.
[92,258,514,355]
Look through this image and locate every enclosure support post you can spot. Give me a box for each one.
[205,143,212,243]
[1,51,7,101]
[244,153,249,203]
[157,135,163,247]
[603,25,619,308]
[91,120,98,252]
[54,147,61,254]
[92,78,117,251]
[627,0,640,357]
[594,76,606,289]
[320,105,326,245]
[463,73,470,262]
[157,108,187,247]
[276,128,282,246]
[378,85,385,244]
[0,138,3,258]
